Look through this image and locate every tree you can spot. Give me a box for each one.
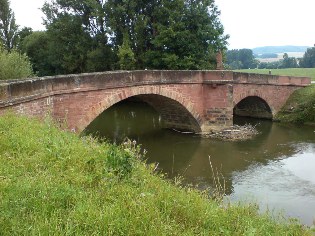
[0,0,19,51]
[20,31,54,76]
[118,33,136,70]
[16,27,33,49]
[42,0,228,72]
[42,0,116,73]
[105,0,163,68]
[0,45,33,80]
[280,53,298,68]
[144,0,227,69]
[226,49,258,69]
[46,14,93,75]
[300,47,315,68]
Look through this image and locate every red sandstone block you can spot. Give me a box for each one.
[278,76,290,85]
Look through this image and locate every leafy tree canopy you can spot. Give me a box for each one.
[38,0,228,73]
[0,0,19,51]
[0,45,34,80]
[300,47,315,68]
[226,49,258,69]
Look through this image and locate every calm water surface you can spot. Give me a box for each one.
[84,101,315,226]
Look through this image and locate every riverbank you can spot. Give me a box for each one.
[275,85,315,124]
[0,114,312,235]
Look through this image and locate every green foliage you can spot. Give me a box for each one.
[37,0,228,74]
[39,0,116,75]
[21,25,115,76]
[226,49,258,69]
[0,114,312,235]
[257,53,298,69]
[45,14,92,75]
[257,61,282,69]
[143,0,224,69]
[0,46,34,80]
[118,33,136,70]
[0,0,18,51]
[280,53,298,68]
[86,45,116,72]
[275,85,315,124]
[15,27,33,49]
[300,47,315,68]
[105,142,135,178]
[20,31,53,76]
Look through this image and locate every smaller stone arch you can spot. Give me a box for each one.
[79,86,202,133]
[233,96,273,119]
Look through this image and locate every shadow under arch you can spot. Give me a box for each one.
[82,91,202,134]
[83,97,202,183]
[233,96,273,119]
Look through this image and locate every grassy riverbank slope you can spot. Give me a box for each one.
[275,85,315,124]
[237,68,315,80]
[0,114,312,235]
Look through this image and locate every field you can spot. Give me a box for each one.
[256,52,305,63]
[237,68,315,80]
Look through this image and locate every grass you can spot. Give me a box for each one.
[0,114,313,235]
[275,84,315,124]
[236,68,315,80]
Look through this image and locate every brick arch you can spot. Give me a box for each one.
[233,89,275,114]
[79,86,202,133]
[233,96,273,119]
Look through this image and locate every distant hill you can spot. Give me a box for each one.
[252,46,310,55]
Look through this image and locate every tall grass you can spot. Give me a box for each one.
[0,114,312,235]
[275,85,315,124]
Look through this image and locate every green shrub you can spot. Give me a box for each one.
[275,85,315,124]
[0,46,34,80]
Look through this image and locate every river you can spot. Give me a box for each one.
[83,100,315,226]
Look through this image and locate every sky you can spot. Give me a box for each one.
[10,0,315,49]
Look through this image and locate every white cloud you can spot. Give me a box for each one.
[10,0,46,31]
[215,0,315,49]
[9,0,315,49]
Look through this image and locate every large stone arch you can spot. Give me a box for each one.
[78,86,202,133]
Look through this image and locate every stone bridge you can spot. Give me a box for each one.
[0,70,311,133]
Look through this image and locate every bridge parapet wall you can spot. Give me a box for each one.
[0,70,234,108]
[233,72,311,86]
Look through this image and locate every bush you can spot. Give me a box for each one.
[275,85,315,124]
[0,46,34,80]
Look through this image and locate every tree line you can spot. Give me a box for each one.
[226,48,315,70]
[0,0,228,79]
